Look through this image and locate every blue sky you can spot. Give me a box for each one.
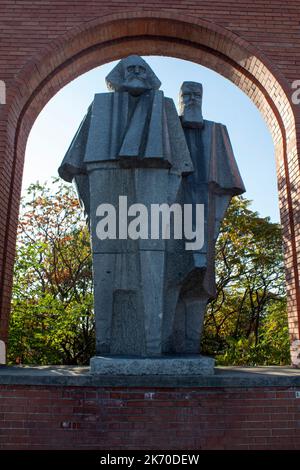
[23,56,279,222]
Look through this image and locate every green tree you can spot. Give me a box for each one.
[202,197,290,365]
[8,179,94,365]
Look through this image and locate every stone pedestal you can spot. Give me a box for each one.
[89,355,215,376]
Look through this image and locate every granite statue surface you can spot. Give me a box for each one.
[162,81,245,355]
[58,57,245,374]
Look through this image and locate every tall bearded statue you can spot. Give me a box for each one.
[58,56,194,361]
[162,81,246,354]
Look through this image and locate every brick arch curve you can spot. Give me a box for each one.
[1,11,299,355]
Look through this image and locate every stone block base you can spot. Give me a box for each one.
[89,355,215,375]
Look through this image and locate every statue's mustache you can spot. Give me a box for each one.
[126,75,146,83]
[184,102,201,108]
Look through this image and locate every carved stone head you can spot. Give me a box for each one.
[106,55,161,96]
[179,81,204,129]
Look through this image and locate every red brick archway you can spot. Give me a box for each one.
[0,6,300,360]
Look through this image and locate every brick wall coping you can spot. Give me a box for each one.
[0,366,299,388]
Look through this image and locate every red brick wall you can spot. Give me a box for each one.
[0,385,299,450]
[0,1,300,353]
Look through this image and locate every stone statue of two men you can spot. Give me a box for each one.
[58,55,245,364]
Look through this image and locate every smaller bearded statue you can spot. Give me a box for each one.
[162,81,246,355]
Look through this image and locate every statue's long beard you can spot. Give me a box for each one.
[182,106,204,129]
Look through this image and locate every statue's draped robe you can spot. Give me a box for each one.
[162,119,245,354]
[58,92,245,355]
[59,89,193,186]
[181,119,246,299]
[58,90,194,356]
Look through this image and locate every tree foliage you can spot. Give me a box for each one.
[8,179,94,365]
[202,197,290,365]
